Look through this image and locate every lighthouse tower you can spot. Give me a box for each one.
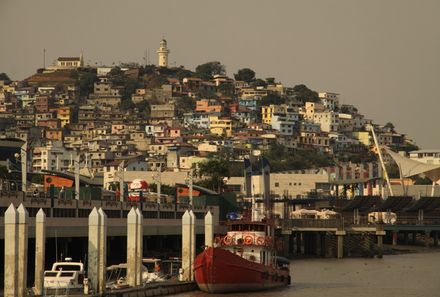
[157,39,170,67]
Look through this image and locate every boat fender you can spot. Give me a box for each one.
[256,236,265,245]
[244,235,253,245]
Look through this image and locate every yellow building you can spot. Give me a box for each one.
[209,115,232,137]
[55,107,72,128]
[261,104,286,124]
[352,131,371,146]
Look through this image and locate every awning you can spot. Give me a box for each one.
[385,148,440,182]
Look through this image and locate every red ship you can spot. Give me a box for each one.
[194,220,291,293]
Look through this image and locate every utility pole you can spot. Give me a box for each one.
[75,155,80,200]
[21,142,27,194]
[186,169,194,207]
[118,161,125,202]
[153,166,162,204]
[370,126,394,196]
[43,48,46,69]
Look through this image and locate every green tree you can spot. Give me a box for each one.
[218,83,235,97]
[135,99,150,117]
[109,66,125,77]
[78,72,98,97]
[252,78,267,88]
[197,154,230,192]
[121,98,135,110]
[292,84,319,103]
[384,122,395,132]
[175,96,196,116]
[0,73,11,81]
[195,61,226,80]
[234,68,255,83]
[266,77,275,84]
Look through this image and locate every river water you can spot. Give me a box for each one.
[177,251,440,297]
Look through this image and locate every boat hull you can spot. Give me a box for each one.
[194,247,290,293]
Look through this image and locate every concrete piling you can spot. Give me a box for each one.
[392,231,398,246]
[4,204,18,297]
[204,211,213,248]
[189,210,196,281]
[181,210,195,281]
[34,208,46,296]
[17,204,29,297]
[376,230,386,258]
[127,208,138,287]
[336,231,346,259]
[98,208,107,294]
[135,208,144,286]
[88,207,101,293]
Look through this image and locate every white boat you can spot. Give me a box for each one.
[43,258,85,294]
[106,261,165,290]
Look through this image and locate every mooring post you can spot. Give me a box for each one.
[135,208,143,286]
[424,230,430,247]
[336,231,345,259]
[34,209,46,296]
[376,230,386,258]
[189,210,196,281]
[392,231,398,246]
[127,208,138,287]
[98,208,107,295]
[204,211,213,248]
[182,210,192,281]
[17,204,28,297]
[4,204,18,297]
[88,207,100,293]
[434,231,438,247]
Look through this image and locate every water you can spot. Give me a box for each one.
[177,251,440,297]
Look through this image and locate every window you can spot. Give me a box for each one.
[274,182,279,187]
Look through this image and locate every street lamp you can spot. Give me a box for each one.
[185,169,194,207]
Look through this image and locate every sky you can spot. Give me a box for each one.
[1,0,439,148]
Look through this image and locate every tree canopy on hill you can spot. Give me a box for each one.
[0,73,11,81]
[195,61,226,80]
[263,143,333,171]
[234,68,255,83]
[292,84,319,103]
[260,93,285,106]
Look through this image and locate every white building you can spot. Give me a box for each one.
[319,92,339,111]
[271,112,299,136]
[32,141,77,172]
[409,150,440,165]
[313,111,339,132]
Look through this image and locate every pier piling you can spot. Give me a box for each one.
[34,208,46,296]
[127,208,138,287]
[17,204,29,297]
[4,204,18,297]
[205,211,213,248]
[98,208,107,294]
[88,207,101,293]
[135,208,144,286]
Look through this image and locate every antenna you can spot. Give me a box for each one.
[43,48,46,69]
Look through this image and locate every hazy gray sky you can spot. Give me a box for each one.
[1,0,439,148]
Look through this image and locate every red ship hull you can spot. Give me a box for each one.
[194,247,290,293]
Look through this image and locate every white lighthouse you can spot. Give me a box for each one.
[157,39,170,67]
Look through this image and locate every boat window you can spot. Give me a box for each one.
[60,272,74,277]
[54,264,82,271]
[44,272,58,277]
